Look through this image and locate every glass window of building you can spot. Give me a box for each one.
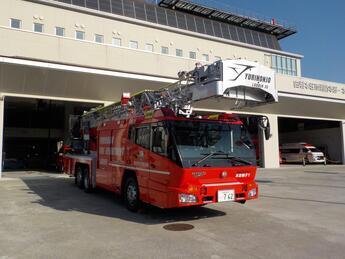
[189,51,196,59]
[202,54,209,62]
[76,30,85,40]
[10,18,21,29]
[34,23,44,33]
[145,43,154,52]
[129,40,138,49]
[291,58,297,76]
[161,46,169,55]
[55,27,65,37]
[176,49,183,57]
[95,34,104,43]
[271,55,297,76]
[112,37,122,46]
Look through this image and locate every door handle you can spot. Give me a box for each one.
[150,164,156,169]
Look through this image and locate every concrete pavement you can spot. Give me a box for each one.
[0,165,345,258]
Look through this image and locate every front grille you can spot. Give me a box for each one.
[202,196,213,202]
[236,193,245,198]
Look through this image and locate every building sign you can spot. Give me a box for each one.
[293,80,345,96]
[277,74,345,101]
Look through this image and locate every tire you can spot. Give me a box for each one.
[56,165,63,173]
[302,157,306,166]
[237,200,246,204]
[124,176,140,212]
[83,167,93,193]
[76,166,84,189]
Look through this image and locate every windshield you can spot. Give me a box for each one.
[308,147,321,153]
[170,120,256,168]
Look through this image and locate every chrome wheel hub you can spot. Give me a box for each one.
[84,174,88,187]
[127,183,137,204]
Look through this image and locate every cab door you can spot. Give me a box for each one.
[130,126,151,202]
[149,124,172,208]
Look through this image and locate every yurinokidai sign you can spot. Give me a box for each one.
[293,80,345,96]
[277,74,345,101]
[192,59,278,105]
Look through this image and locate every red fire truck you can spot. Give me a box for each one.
[63,60,277,211]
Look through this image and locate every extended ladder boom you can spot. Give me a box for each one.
[81,59,277,129]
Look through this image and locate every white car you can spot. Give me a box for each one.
[280,143,326,165]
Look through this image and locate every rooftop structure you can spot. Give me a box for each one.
[49,0,297,50]
[158,0,297,40]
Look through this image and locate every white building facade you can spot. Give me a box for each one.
[0,0,344,176]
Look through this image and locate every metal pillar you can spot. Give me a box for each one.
[341,121,345,165]
[0,97,5,177]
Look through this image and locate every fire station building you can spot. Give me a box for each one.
[0,0,344,176]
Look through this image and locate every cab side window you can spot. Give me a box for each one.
[152,126,168,157]
[282,148,300,154]
[128,125,135,142]
[135,127,150,150]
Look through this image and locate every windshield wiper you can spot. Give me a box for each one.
[192,151,225,167]
[227,156,252,165]
[192,151,253,167]
[211,153,253,166]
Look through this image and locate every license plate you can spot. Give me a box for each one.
[218,189,235,202]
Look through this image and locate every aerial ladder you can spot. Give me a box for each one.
[77,59,277,143]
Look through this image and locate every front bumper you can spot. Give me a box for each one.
[167,182,258,208]
[308,156,326,163]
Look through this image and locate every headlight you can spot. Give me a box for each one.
[179,193,198,203]
[248,189,257,197]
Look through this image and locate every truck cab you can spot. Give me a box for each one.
[96,108,258,210]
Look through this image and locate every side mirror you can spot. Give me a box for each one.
[259,116,271,140]
[264,123,271,141]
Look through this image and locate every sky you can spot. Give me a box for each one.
[193,0,345,83]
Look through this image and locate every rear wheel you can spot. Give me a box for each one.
[83,167,93,193]
[76,166,84,189]
[56,164,64,173]
[124,176,140,212]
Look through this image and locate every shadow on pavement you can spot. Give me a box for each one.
[261,195,345,205]
[21,175,226,225]
[256,179,273,183]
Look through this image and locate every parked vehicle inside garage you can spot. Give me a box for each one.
[280,142,326,165]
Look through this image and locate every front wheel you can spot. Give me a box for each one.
[124,176,140,212]
[302,157,307,166]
